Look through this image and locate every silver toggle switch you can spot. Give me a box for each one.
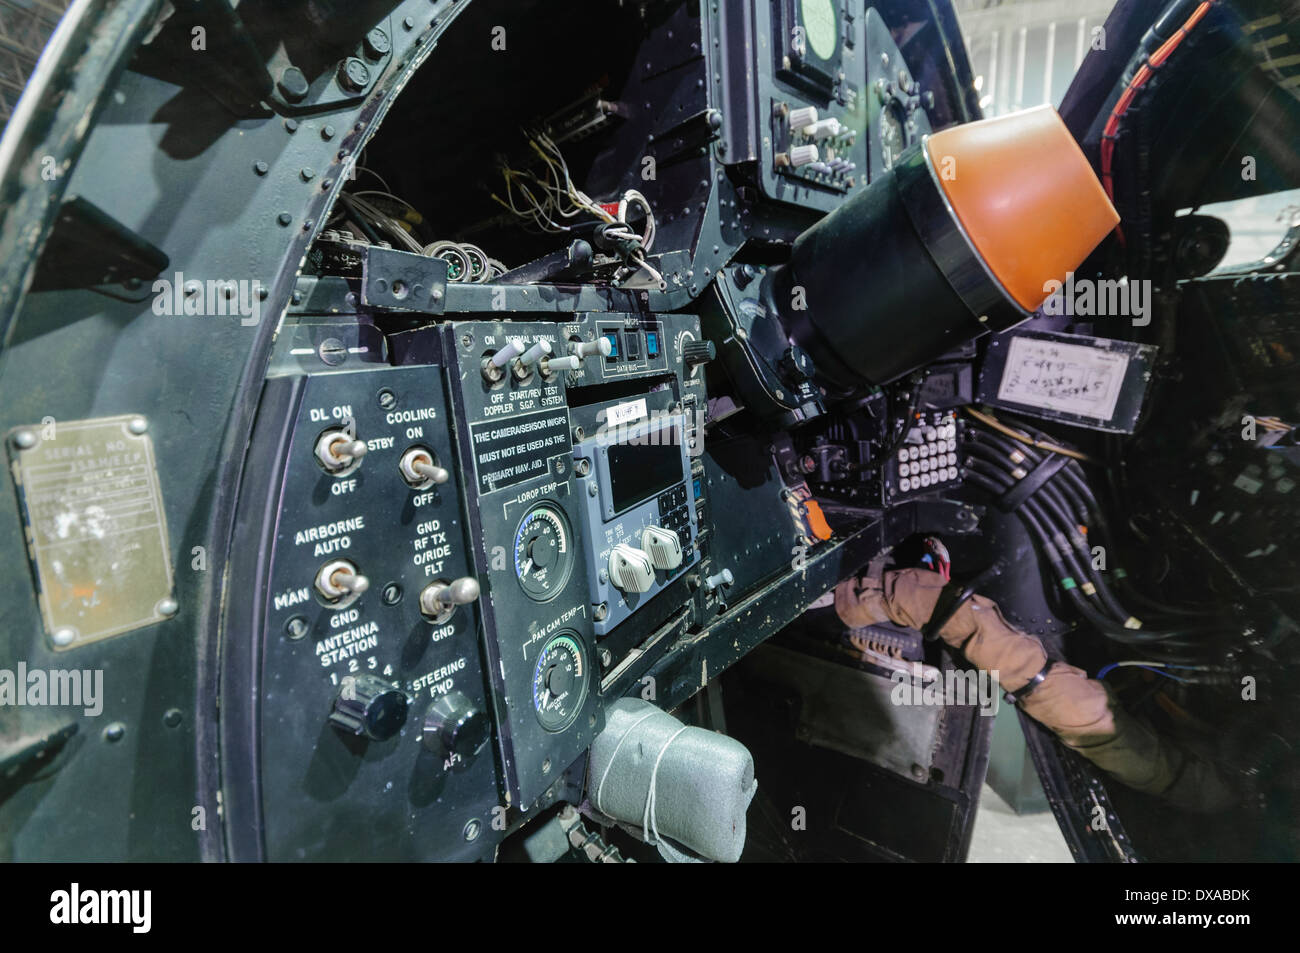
[315,559,370,602]
[399,446,450,488]
[315,429,367,472]
[420,576,481,622]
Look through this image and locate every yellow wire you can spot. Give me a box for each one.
[963,406,1096,463]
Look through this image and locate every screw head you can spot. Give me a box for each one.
[127,416,148,435]
[51,627,76,647]
[318,337,347,366]
[103,723,126,743]
[339,57,371,93]
[12,429,36,450]
[156,597,179,617]
[463,818,482,842]
[364,27,391,58]
[285,616,309,640]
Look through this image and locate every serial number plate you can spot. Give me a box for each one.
[9,415,174,650]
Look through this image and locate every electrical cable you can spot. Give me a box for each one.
[1099,0,1216,247]
[963,467,1221,655]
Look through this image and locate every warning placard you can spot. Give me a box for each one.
[469,409,572,494]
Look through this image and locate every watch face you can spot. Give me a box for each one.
[800,0,839,62]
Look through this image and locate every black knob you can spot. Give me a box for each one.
[779,345,815,384]
[683,339,716,368]
[329,674,408,741]
[422,691,489,762]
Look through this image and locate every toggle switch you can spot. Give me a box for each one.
[315,559,370,604]
[803,117,843,140]
[513,340,552,380]
[542,354,581,376]
[641,525,684,570]
[399,446,450,488]
[483,338,524,383]
[703,568,733,592]
[315,428,367,473]
[419,576,480,623]
[569,337,613,360]
[608,543,655,594]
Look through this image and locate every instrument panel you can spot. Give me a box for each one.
[750,1,931,212]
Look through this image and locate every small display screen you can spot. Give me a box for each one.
[607,426,683,514]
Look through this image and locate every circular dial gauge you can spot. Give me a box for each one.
[532,633,587,731]
[880,103,907,172]
[800,0,838,61]
[513,503,573,601]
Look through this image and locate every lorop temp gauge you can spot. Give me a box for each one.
[532,632,588,731]
[513,502,574,601]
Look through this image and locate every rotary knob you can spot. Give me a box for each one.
[329,674,409,741]
[683,339,716,369]
[608,543,655,594]
[641,525,684,570]
[422,691,489,763]
[779,345,815,385]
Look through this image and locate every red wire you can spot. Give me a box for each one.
[1099,1,1215,245]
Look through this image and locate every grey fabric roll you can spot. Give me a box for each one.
[588,698,758,863]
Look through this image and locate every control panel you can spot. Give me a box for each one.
[572,403,700,636]
[389,312,707,808]
[751,2,930,212]
[242,359,500,861]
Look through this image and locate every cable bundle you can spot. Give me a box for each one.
[961,409,1232,669]
[493,130,662,289]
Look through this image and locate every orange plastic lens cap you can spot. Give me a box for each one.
[924,105,1119,312]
